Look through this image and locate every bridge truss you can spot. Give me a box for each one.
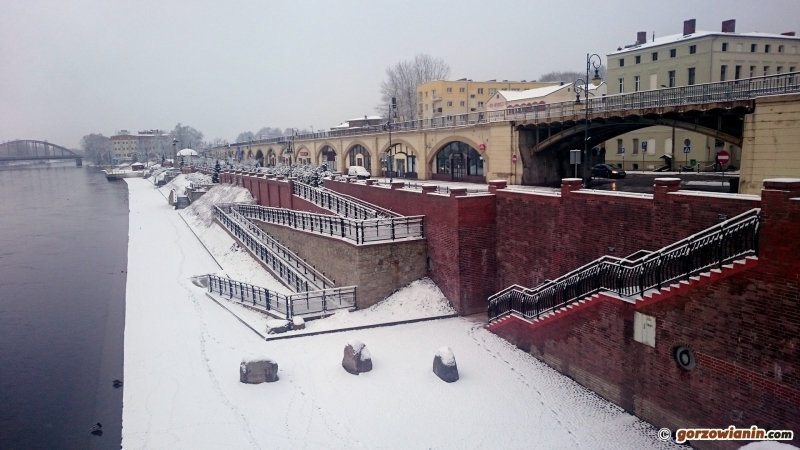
[0,140,82,165]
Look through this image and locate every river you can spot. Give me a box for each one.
[0,162,127,449]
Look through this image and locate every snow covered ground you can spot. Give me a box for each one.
[122,176,691,449]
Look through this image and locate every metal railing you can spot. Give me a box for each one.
[367,180,487,195]
[214,205,334,291]
[487,208,760,321]
[207,274,356,319]
[229,203,424,244]
[210,72,800,152]
[292,182,397,219]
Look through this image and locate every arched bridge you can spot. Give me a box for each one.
[0,140,82,166]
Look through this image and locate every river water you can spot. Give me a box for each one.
[0,163,127,449]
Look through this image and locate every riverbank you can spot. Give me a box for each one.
[121,177,682,449]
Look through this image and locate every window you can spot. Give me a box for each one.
[635,55,641,64]
[750,65,756,77]
[751,43,757,52]
[779,45,784,53]
[447,101,453,107]
[470,94,475,98]
[477,88,484,94]
[777,66,783,74]
[618,78,624,92]
[670,49,676,58]
[720,65,727,81]
[652,52,658,61]
[668,70,676,87]
[478,101,484,107]
[689,45,697,54]
[425,104,428,110]
[735,65,742,80]
[791,66,797,73]
[634,75,641,91]
[446,87,452,93]
[432,89,437,96]
[434,141,484,176]
[632,138,639,155]
[459,87,465,93]
[688,67,696,85]
[425,91,428,97]
[764,66,770,76]
[765,44,771,53]
[459,101,465,107]
[722,42,728,51]
[616,139,624,154]
[488,88,496,94]
[619,58,625,67]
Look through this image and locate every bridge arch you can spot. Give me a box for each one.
[316,144,338,169]
[255,149,264,166]
[380,138,420,179]
[428,137,486,183]
[295,145,312,165]
[0,140,81,161]
[345,141,374,172]
[266,148,277,167]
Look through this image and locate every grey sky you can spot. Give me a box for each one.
[1,0,797,148]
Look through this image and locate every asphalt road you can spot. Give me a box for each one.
[586,172,738,194]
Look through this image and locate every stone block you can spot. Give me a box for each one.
[266,319,290,334]
[342,340,372,375]
[292,316,305,330]
[239,356,278,384]
[433,347,459,382]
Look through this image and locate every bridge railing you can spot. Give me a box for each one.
[208,72,800,154]
[228,203,424,244]
[207,274,356,320]
[487,208,760,322]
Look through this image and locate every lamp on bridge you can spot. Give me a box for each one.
[172,138,178,167]
[572,53,603,187]
[386,96,397,183]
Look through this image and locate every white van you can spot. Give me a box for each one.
[348,166,371,179]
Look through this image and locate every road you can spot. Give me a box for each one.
[587,172,738,194]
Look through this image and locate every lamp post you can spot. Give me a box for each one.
[573,53,603,186]
[387,97,397,183]
[172,138,178,167]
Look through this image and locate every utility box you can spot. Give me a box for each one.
[633,312,656,347]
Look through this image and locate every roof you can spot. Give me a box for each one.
[496,82,604,102]
[610,30,800,55]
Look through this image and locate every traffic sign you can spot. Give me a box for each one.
[717,150,730,164]
[683,146,691,154]
[511,154,517,164]
[684,138,691,146]
[642,141,647,150]
[620,147,626,154]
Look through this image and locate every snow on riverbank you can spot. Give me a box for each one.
[122,176,684,449]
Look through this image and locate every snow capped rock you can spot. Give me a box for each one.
[342,340,372,375]
[433,347,459,383]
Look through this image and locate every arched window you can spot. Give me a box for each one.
[435,142,484,177]
[266,149,276,167]
[348,144,371,169]
[320,145,336,168]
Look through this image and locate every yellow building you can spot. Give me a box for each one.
[417,79,558,120]
[604,19,800,171]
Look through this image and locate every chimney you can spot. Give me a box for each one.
[637,31,647,44]
[782,31,796,36]
[721,19,735,33]
[683,19,696,36]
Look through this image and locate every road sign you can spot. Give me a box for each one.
[642,141,647,150]
[683,146,691,154]
[511,154,517,164]
[569,149,581,164]
[717,150,730,164]
[684,138,691,146]
[620,147,626,154]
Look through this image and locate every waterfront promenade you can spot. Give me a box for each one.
[121,177,682,449]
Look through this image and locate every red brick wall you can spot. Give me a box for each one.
[489,184,800,450]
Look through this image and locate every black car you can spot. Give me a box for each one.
[591,164,626,179]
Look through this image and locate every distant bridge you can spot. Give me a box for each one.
[0,140,82,166]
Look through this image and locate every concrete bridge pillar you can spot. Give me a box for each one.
[75,158,82,167]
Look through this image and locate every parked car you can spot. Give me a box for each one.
[348,166,371,179]
[591,164,626,179]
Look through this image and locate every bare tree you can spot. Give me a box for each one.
[168,123,204,150]
[539,65,607,84]
[80,133,111,165]
[377,54,451,121]
[236,131,255,143]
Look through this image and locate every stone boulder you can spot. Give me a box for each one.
[433,347,459,383]
[266,319,290,334]
[239,356,278,384]
[292,317,305,330]
[342,340,372,375]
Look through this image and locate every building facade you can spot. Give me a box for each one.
[417,79,558,120]
[604,19,800,171]
[110,129,168,165]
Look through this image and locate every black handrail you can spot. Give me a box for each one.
[207,274,356,320]
[292,182,397,219]
[488,208,760,321]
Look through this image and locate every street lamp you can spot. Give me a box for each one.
[573,53,603,186]
[172,138,178,168]
[386,97,397,183]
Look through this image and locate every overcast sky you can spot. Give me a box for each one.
[1,0,797,148]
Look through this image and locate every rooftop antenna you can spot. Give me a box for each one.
[652,32,655,42]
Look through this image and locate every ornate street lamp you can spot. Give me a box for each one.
[386,97,397,183]
[172,138,178,167]
[573,53,603,186]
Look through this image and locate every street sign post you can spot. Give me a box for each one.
[717,149,731,187]
[570,149,581,178]
[641,141,647,172]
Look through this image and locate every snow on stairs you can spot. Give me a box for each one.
[486,256,759,331]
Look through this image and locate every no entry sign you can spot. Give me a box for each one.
[512,154,517,164]
[717,150,730,165]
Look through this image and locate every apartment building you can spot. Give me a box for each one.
[417,79,558,120]
[604,19,800,171]
[110,129,167,165]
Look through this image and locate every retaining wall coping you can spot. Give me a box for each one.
[574,189,654,200]
[668,191,761,201]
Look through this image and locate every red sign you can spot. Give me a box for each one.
[717,150,730,164]
[512,154,517,164]
[479,143,486,152]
